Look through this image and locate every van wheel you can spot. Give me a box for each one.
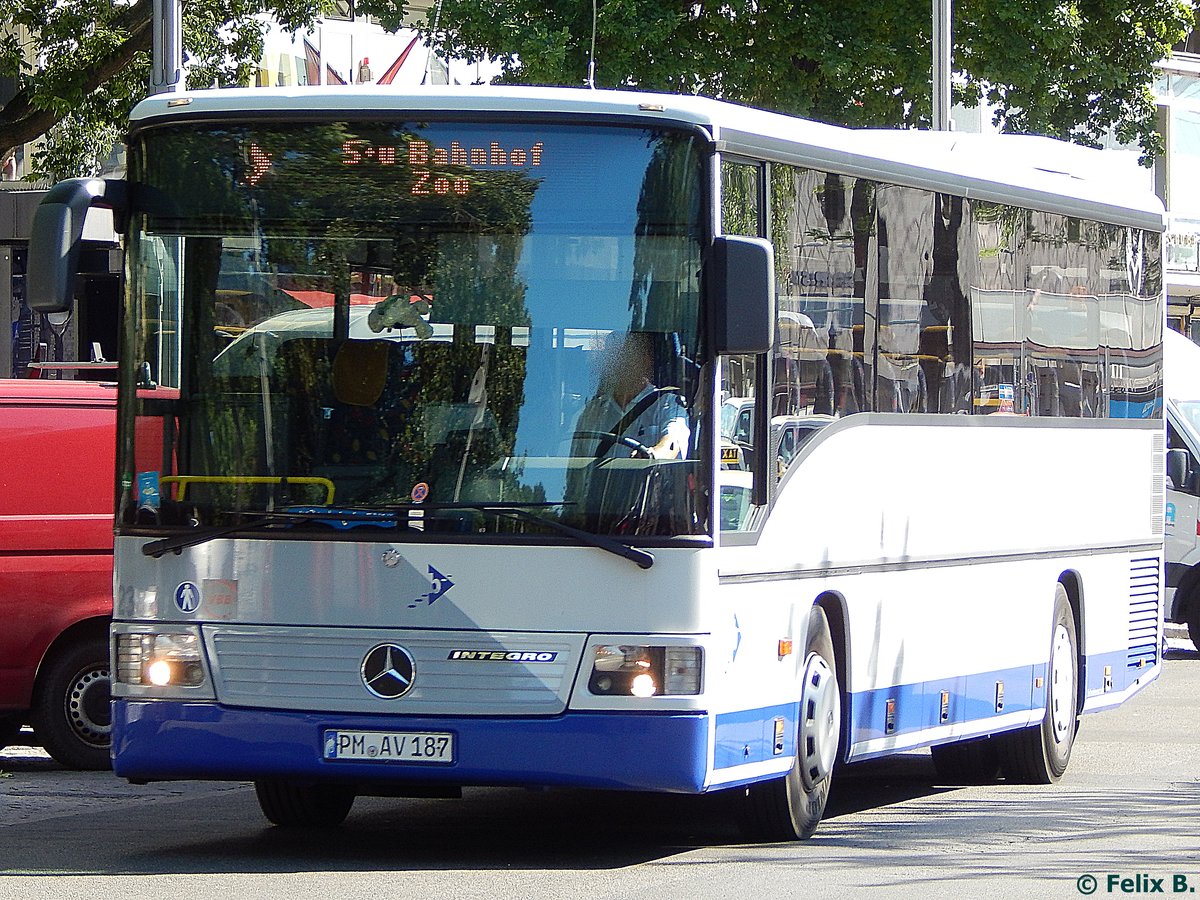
[1000,585,1078,783]
[1187,602,1200,652]
[740,605,841,841]
[30,636,112,770]
[255,780,356,827]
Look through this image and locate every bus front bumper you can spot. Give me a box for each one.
[111,700,710,793]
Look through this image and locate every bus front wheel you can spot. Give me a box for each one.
[1000,585,1078,784]
[740,604,841,841]
[254,779,356,827]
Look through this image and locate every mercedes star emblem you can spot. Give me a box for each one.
[360,643,416,699]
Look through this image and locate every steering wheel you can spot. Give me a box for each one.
[588,385,690,457]
[574,430,654,459]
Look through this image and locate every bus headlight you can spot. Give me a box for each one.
[116,630,207,688]
[587,645,703,696]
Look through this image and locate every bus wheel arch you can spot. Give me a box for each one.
[815,591,850,769]
[1057,570,1086,714]
[739,600,843,841]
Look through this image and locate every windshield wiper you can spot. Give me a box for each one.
[314,501,655,569]
[140,509,388,557]
[140,502,654,570]
[324,501,652,571]
[452,503,654,570]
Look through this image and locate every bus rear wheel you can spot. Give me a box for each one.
[254,779,356,827]
[740,604,841,841]
[1000,585,1078,784]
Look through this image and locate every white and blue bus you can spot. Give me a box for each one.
[28,86,1165,839]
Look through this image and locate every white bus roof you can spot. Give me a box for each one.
[128,85,1165,231]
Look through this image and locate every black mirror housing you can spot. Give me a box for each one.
[1167,446,1191,493]
[27,178,127,314]
[708,235,774,355]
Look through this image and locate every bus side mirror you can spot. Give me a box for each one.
[708,235,774,354]
[1167,447,1191,493]
[27,178,127,314]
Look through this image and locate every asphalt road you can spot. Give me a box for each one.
[0,633,1196,900]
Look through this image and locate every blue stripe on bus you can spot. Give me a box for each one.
[713,702,797,769]
[113,651,1151,791]
[112,701,710,793]
[850,650,1147,745]
[1083,648,1144,698]
[850,663,1044,744]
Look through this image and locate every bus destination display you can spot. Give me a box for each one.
[342,138,546,196]
[243,137,546,195]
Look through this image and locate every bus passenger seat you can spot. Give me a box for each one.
[332,340,390,407]
[322,340,395,469]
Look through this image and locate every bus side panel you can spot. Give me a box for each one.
[713,416,1161,768]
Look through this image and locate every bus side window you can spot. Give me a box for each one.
[720,158,763,531]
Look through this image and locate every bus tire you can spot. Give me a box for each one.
[1000,585,1078,784]
[29,636,112,771]
[740,604,840,841]
[255,779,355,827]
[929,737,1001,784]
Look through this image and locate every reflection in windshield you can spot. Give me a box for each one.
[121,122,707,538]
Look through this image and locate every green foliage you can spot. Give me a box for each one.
[0,0,330,179]
[362,0,1193,161]
[6,0,1193,176]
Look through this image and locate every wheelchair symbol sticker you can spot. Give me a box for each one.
[174,582,201,613]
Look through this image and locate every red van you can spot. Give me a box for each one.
[0,378,115,769]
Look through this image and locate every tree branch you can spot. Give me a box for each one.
[0,0,153,161]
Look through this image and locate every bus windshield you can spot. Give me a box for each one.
[121,121,707,537]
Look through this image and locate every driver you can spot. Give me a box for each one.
[570,331,689,461]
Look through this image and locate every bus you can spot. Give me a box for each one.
[27,87,1165,840]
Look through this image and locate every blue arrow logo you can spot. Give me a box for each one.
[409,565,454,608]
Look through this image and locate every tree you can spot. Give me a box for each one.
[362,0,1193,161]
[1,0,329,180]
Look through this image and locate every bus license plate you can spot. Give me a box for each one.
[323,729,455,764]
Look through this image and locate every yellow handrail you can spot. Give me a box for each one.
[160,475,335,505]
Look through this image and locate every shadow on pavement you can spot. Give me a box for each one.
[0,752,956,875]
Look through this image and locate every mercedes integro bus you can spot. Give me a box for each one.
[27,87,1166,840]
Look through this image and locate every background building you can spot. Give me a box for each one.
[1154,49,1200,336]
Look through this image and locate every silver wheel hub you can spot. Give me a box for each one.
[798,652,840,790]
[66,666,111,747]
[1049,623,1075,744]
